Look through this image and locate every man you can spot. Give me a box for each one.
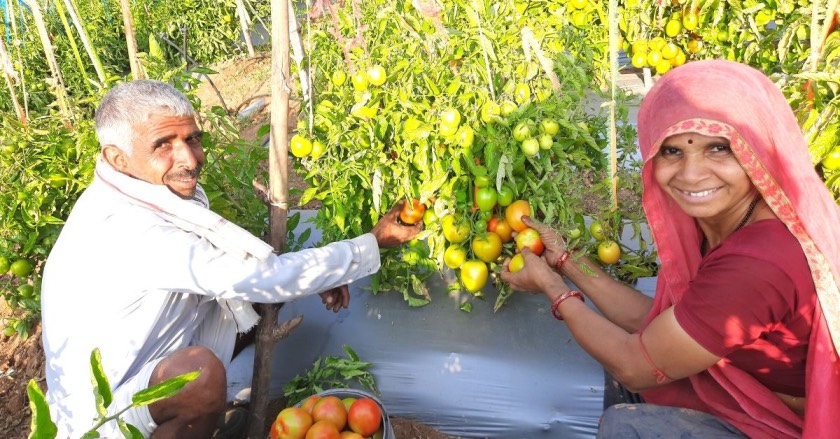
[40,80,421,438]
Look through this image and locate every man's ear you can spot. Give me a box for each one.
[101,145,128,172]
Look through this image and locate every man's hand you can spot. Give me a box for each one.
[370,200,422,248]
[319,285,350,312]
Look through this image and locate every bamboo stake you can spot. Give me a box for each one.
[608,0,618,211]
[7,0,30,120]
[246,0,292,435]
[0,36,26,125]
[118,0,143,80]
[64,0,106,84]
[53,0,90,90]
[21,0,73,128]
[236,0,256,57]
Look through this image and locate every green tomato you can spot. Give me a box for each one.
[520,138,540,157]
[500,100,518,117]
[538,134,554,150]
[439,108,461,136]
[480,102,501,124]
[456,126,475,149]
[539,119,560,136]
[822,149,840,171]
[475,175,491,188]
[331,70,347,86]
[497,185,514,207]
[512,120,534,142]
[475,187,498,212]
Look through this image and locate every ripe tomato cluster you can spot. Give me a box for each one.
[628,5,704,75]
[271,394,384,439]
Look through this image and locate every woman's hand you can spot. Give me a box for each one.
[521,216,569,269]
[500,248,564,294]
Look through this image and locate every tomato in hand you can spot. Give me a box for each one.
[515,227,544,256]
[472,232,503,263]
[508,253,525,273]
[399,198,426,225]
[598,240,621,264]
[475,187,498,212]
[505,200,531,232]
[460,260,489,293]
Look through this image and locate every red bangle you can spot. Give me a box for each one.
[554,250,571,272]
[551,290,584,320]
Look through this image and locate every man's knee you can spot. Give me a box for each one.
[597,404,642,439]
[151,346,227,415]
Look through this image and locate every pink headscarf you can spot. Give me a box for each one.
[636,60,840,438]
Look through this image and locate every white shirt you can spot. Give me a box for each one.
[40,178,381,437]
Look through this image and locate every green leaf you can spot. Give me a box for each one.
[28,379,58,439]
[90,349,113,415]
[132,371,200,407]
[117,419,144,439]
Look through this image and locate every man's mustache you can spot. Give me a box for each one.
[167,166,202,180]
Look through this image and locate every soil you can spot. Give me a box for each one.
[0,54,454,439]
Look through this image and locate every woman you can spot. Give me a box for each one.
[501,59,840,437]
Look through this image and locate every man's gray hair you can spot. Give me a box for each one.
[94,80,196,154]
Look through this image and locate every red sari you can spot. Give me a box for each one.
[636,60,840,438]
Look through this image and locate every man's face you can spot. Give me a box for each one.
[122,114,205,198]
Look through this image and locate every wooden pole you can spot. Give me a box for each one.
[22,0,73,128]
[64,0,107,84]
[246,0,291,435]
[236,0,256,57]
[0,37,26,125]
[7,0,30,120]
[118,0,143,80]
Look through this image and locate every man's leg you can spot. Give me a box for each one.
[148,346,227,439]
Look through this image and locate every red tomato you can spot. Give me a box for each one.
[270,407,313,439]
[475,187,498,212]
[347,398,382,437]
[311,396,347,431]
[305,420,340,439]
[472,232,503,263]
[487,216,513,243]
[399,198,426,225]
[515,227,544,256]
[301,396,321,414]
[505,200,531,232]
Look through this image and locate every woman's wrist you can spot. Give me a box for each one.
[550,290,585,320]
[553,249,571,272]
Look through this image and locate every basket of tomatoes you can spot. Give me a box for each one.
[270,388,394,439]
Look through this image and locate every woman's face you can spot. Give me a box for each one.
[653,132,756,223]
